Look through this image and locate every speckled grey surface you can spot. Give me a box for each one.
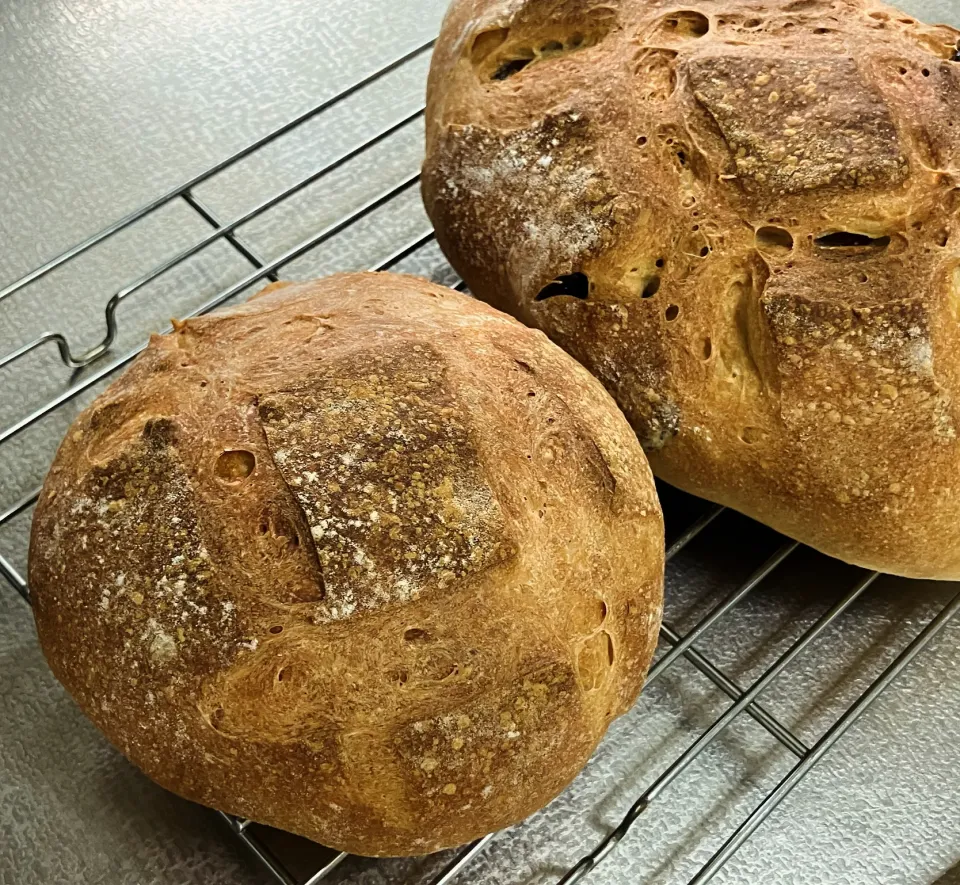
[0,1,958,884]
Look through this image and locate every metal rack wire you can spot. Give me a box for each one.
[1,37,958,885]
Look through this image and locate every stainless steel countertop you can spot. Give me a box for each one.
[1,1,958,884]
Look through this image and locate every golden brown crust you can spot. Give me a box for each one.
[28,272,664,856]
[423,0,960,579]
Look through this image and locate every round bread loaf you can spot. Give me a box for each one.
[423,0,960,579]
[29,273,664,856]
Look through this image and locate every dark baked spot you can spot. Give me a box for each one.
[215,449,256,483]
[142,417,178,448]
[536,272,589,301]
[259,344,513,621]
[404,628,431,643]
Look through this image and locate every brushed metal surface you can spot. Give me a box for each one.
[0,1,958,884]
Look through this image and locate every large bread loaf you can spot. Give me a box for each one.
[29,273,664,856]
[423,0,960,578]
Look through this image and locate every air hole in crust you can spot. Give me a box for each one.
[815,231,891,251]
[577,630,614,691]
[642,276,661,298]
[210,708,225,730]
[277,667,290,682]
[471,26,510,63]
[256,508,303,558]
[756,226,795,253]
[740,426,762,444]
[486,21,612,82]
[665,304,680,321]
[536,272,589,300]
[404,628,431,643]
[637,135,648,146]
[493,56,534,80]
[269,625,283,635]
[703,337,713,359]
[215,449,256,482]
[660,10,710,38]
[599,600,608,623]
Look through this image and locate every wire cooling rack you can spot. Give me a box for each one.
[1,38,959,885]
